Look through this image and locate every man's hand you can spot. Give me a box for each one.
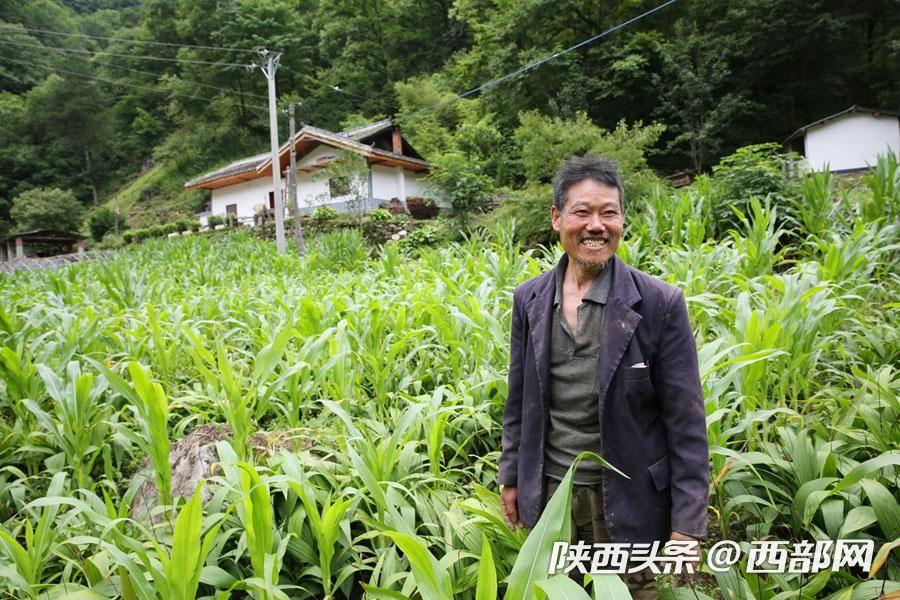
[500,486,524,530]
[669,531,701,572]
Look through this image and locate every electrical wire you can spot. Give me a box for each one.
[0,54,269,112]
[0,22,259,53]
[36,46,269,101]
[404,0,681,119]
[280,64,389,108]
[0,38,250,68]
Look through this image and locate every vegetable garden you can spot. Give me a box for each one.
[0,155,898,599]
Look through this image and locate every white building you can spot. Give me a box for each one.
[784,106,899,173]
[185,119,434,222]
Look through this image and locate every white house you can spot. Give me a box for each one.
[784,106,899,173]
[185,119,434,222]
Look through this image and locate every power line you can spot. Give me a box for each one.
[39,47,269,101]
[281,64,389,107]
[0,22,259,53]
[405,0,681,120]
[0,54,269,112]
[0,38,250,68]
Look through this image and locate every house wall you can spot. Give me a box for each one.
[206,144,436,218]
[805,113,900,172]
[210,176,285,222]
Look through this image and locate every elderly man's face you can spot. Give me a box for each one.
[551,179,623,272]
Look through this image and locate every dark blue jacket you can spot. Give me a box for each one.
[498,256,709,541]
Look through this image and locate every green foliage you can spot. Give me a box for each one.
[368,208,392,222]
[515,112,665,187]
[398,223,443,251]
[306,228,370,271]
[207,214,224,228]
[426,153,493,228]
[712,143,797,225]
[9,187,85,233]
[311,205,340,223]
[87,206,117,241]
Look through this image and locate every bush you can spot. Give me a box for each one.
[311,205,339,223]
[305,228,370,271]
[207,214,223,228]
[712,143,798,227]
[98,234,124,249]
[122,231,135,244]
[398,223,443,250]
[224,213,238,227]
[161,223,177,235]
[147,225,164,238]
[425,154,492,227]
[134,228,151,241]
[392,212,411,223]
[405,197,440,219]
[368,208,392,222]
[10,187,85,233]
[175,218,193,232]
[87,207,117,241]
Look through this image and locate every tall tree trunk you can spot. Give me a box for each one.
[84,145,99,205]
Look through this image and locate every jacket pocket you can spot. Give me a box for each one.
[648,453,671,491]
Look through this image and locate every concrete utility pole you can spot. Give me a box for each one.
[288,103,306,256]
[257,49,286,253]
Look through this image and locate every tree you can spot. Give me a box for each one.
[10,187,85,233]
[87,206,117,241]
[652,22,753,172]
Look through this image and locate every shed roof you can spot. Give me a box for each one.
[1,229,85,244]
[784,105,900,145]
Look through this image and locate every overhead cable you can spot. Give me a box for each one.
[0,22,259,53]
[0,54,268,112]
[405,0,680,119]
[0,38,250,68]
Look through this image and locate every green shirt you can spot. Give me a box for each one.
[544,253,613,484]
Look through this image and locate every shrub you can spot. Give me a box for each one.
[87,207,117,241]
[368,208,392,222]
[122,231,135,244]
[398,223,443,250]
[392,212,411,223]
[712,143,798,228]
[161,223,177,235]
[207,214,223,228]
[10,187,85,233]
[305,228,370,271]
[175,218,193,232]
[405,197,440,220]
[134,228,152,241]
[147,225,164,238]
[98,234,124,249]
[311,205,339,223]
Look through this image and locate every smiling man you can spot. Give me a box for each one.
[499,155,709,597]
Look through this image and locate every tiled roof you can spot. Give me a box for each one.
[184,152,270,188]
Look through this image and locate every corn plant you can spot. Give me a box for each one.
[23,362,110,489]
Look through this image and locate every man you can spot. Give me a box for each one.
[498,155,709,597]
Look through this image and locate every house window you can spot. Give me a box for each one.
[329,176,350,198]
[226,204,237,215]
[268,191,275,209]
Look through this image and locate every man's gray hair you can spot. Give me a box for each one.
[552,154,625,212]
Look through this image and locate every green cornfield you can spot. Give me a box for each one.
[0,158,898,599]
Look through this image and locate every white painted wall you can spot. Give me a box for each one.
[206,144,435,217]
[210,177,284,221]
[805,113,899,172]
